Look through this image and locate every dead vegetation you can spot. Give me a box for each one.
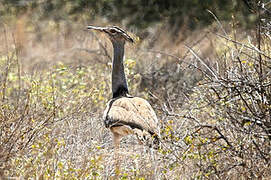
[0,4,271,179]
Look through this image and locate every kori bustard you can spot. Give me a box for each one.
[87,25,160,149]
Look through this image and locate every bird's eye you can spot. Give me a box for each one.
[110,29,117,34]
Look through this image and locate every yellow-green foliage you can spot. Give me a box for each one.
[0,11,271,179]
[0,26,149,179]
[0,52,110,178]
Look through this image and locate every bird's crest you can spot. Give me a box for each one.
[87,25,134,43]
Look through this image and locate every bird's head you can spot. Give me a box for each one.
[87,25,134,45]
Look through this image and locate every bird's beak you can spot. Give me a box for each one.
[86,25,105,32]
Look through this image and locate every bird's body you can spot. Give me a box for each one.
[87,25,160,148]
[103,96,159,146]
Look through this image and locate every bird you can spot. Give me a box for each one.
[86,25,160,150]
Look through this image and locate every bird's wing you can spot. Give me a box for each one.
[103,97,159,135]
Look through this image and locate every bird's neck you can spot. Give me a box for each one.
[111,41,129,98]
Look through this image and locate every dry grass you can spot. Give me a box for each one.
[0,14,270,179]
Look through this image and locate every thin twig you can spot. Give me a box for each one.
[185,45,218,80]
[207,10,228,36]
[215,33,271,59]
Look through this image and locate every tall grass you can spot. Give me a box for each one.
[0,10,270,179]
